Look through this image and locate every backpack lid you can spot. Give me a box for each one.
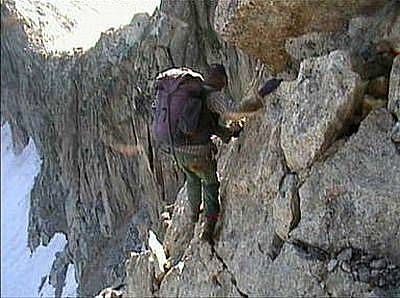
[156,67,204,81]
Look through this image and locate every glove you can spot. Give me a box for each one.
[230,123,243,138]
[258,78,282,97]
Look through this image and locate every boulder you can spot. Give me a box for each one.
[281,50,363,171]
[388,56,400,119]
[214,0,386,73]
[292,109,400,262]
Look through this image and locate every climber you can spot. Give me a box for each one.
[153,64,282,244]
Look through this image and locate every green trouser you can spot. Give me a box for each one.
[174,149,220,222]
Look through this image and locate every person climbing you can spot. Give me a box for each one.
[152,64,282,244]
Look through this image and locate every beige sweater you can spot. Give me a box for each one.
[174,88,263,157]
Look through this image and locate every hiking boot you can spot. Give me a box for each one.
[199,217,217,244]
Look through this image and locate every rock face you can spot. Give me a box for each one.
[281,50,363,171]
[293,109,400,262]
[2,0,400,297]
[214,0,387,73]
[388,56,400,119]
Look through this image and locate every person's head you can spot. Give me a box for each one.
[204,63,228,91]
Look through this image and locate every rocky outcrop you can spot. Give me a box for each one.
[388,56,400,119]
[1,0,262,296]
[214,0,387,73]
[293,109,400,262]
[281,50,363,171]
[2,0,400,297]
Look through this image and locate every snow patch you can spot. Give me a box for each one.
[1,123,77,297]
[148,230,167,272]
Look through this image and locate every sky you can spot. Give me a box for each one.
[15,0,160,52]
[1,1,160,296]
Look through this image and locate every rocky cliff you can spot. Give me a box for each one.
[1,0,399,297]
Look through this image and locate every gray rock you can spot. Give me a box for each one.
[214,0,386,73]
[273,173,300,240]
[3,0,400,297]
[49,248,72,298]
[370,258,388,270]
[342,262,352,273]
[281,50,363,171]
[348,1,400,80]
[370,270,380,277]
[357,265,370,283]
[391,122,400,143]
[163,185,196,265]
[285,31,349,63]
[158,237,240,297]
[379,278,386,287]
[388,56,400,119]
[327,259,339,272]
[293,109,400,261]
[337,248,353,262]
[125,252,156,297]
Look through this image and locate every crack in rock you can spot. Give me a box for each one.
[211,246,249,298]
[289,239,329,262]
[330,247,400,289]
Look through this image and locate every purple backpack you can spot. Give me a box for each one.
[153,68,207,148]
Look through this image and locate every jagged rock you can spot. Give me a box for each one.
[391,122,400,144]
[273,173,300,241]
[159,238,239,297]
[348,1,400,80]
[163,185,196,265]
[281,50,363,171]
[388,55,400,119]
[229,244,326,297]
[325,267,387,297]
[49,248,72,298]
[370,258,388,269]
[337,248,353,262]
[212,103,287,295]
[292,109,400,262]
[285,31,349,64]
[214,0,386,73]
[4,0,400,296]
[327,259,339,272]
[125,252,156,297]
[341,262,352,273]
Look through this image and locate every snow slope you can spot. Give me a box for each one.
[1,123,78,297]
[2,2,160,296]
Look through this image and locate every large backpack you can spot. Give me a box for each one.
[152,68,212,149]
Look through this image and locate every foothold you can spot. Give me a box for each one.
[370,258,387,269]
[337,248,353,262]
[341,261,351,273]
[327,259,338,272]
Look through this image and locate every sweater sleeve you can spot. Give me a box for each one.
[206,88,263,121]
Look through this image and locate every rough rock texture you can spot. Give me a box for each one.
[1,0,262,296]
[293,109,400,261]
[281,50,363,172]
[388,55,400,119]
[273,173,300,241]
[2,0,400,297]
[214,0,387,73]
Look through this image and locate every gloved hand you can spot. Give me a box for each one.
[230,123,243,138]
[258,78,282,97]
